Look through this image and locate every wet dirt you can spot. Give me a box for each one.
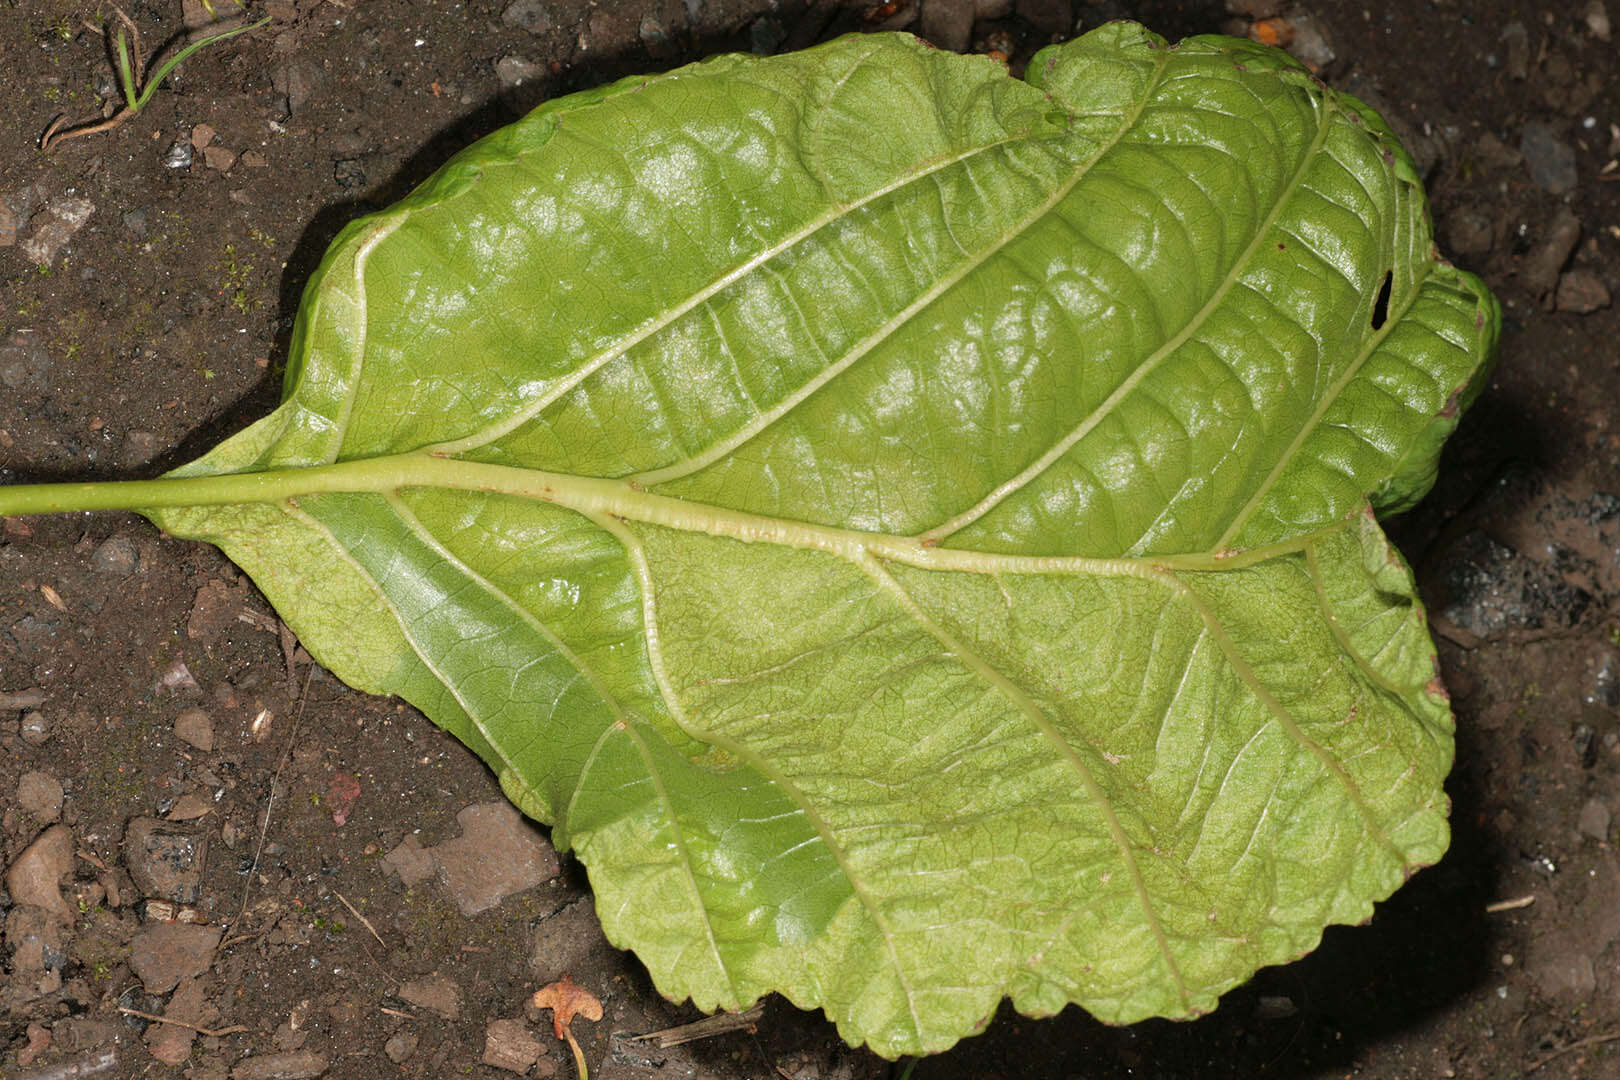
[1,1,1618,1077]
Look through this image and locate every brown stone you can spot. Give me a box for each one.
[382,835,435,887]
[483,1018,542,1073]
[430,802,560,915]
[145,974,210,1064]
[204,145,239,173]
[1556,269,1612,314]
[5,824,75,922]
[383,1031,417,1063]
[123,817,208,903]
[19,195,94,268]
[399,974,461,1020]
[17,771,64,822]
[130,921,222,994]
[230,1050,330,1079]
[174,707,215,752]
[165,792,215,822]
[4,905,65,1002]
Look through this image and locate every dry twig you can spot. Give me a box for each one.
[332,889,385,947]
[1486,894,1536,913]
[1524,1030,1620,1073]
[229,666,313,934]
[629,1005,766,1048]
[117,1007,248,1038]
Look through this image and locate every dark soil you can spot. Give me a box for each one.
[2,1,1618,1078]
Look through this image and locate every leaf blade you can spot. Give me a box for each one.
[137,24,1497,1058]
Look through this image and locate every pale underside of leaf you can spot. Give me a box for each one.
[147,22,1497,1058]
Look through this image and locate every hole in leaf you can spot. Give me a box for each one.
[1371,270,1393,329]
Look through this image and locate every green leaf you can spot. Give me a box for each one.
[0,23,1498,1058]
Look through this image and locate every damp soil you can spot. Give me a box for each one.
[1,1,1618,1078]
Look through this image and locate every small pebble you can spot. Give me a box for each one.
[1519,121,1577,195]
[502,0,551,33]
[164,792,214,822]
[1578,797,1612,840]
[1445,207,1494,257]
[173,707,215,752]
[1254,994,1297,1019]
[271,59,323,115]
[230,1050,329,1079]
[399,975,461,1020]
[0,333,53,396]
[0,686,47,710]
[638,14,673,57]
[383,1031,417,1064]
[333,158,367,189]
[496,55,543,89]
[482,1019,541,1074]
[21,711,50,745]
[90,535,138,576]
[1522,207,1581,300]
[17,1022,50,1068]
[159,659,199,693]
[117,430,161,469]
[146,974,207,1064]
[17,771,64,822]
[1587,0,1612,42]
[130,922,223,995]
[163,139,194,170]
[123,817,208,903]
[4,824,76,922]
[1501,21,1530,79]
[424,802,560,915]
[204,145,239,172]
[19,195,95,268]
[1555,269,1612,314]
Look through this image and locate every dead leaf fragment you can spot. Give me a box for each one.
[532,976,602,1041]
[327,772,361,825]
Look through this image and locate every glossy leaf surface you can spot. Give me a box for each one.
[128,23,1496,1056]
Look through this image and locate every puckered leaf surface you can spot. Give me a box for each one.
[145,23,1498,1056]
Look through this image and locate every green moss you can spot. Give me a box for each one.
[219,244,260,314]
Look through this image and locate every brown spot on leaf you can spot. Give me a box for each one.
[1438,383,1466,419]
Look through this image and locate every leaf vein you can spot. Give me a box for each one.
[856,551,1193,1012]
[918,78,1343,548]
[423,134,1030,459]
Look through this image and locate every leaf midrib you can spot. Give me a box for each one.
[248,450,1409,860]
[122,451,1339,575]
